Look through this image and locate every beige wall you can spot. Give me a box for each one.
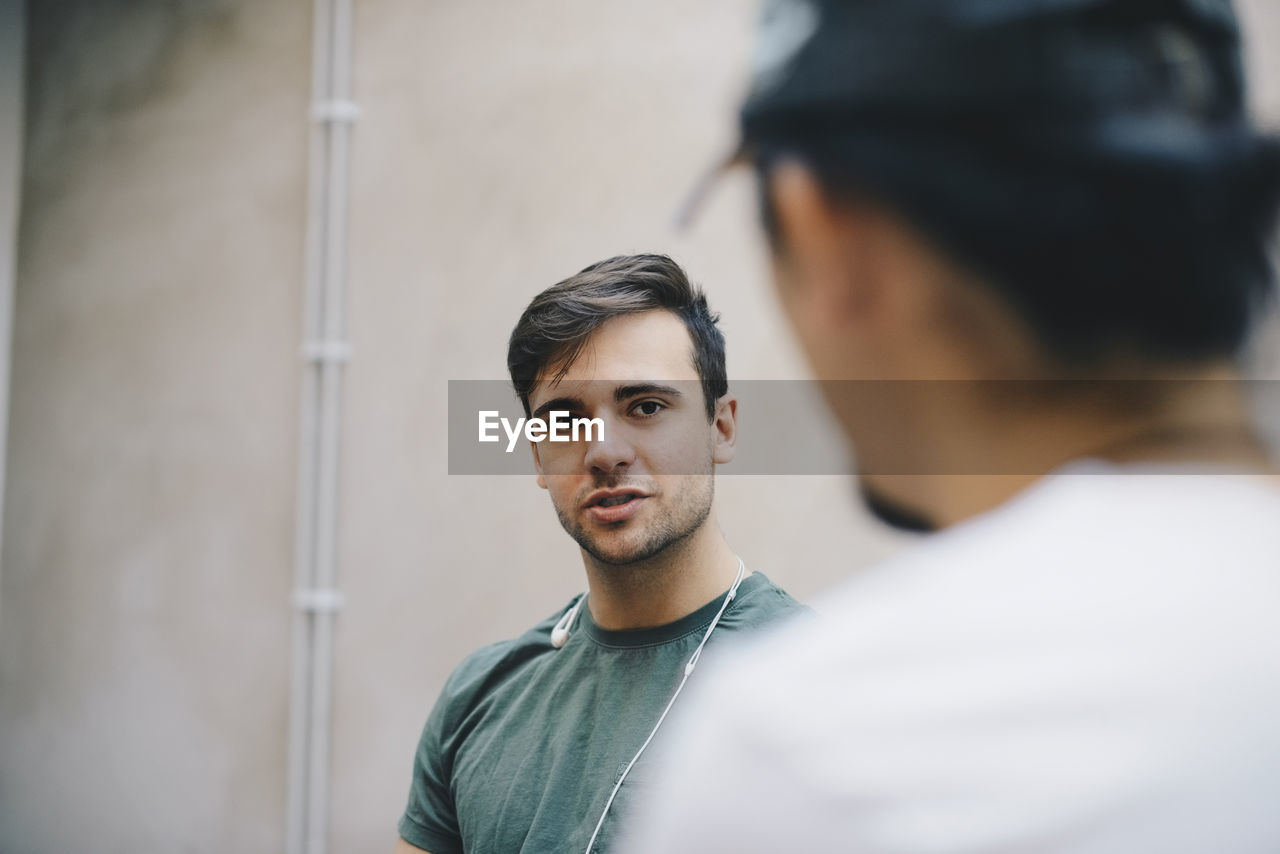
[2,1,1277,852]
[1,0,308,849]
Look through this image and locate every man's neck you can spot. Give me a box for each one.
[580,520,743,631]
[912,362,1278,528]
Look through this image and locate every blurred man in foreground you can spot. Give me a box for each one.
[395,254,803,853]
[624,1,1280,851]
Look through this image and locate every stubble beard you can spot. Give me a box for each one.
[555,473,716,568]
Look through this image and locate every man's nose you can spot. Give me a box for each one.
[582,421,636,475]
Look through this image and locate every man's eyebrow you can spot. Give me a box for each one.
[614,383,684,403]
[531,396,587,420]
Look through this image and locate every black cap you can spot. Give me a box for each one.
[677,0,1260,227]
[743,0,1247,134]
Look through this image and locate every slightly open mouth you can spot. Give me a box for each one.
[595,494,638,508]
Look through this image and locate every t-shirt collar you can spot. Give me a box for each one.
[578,572,768,649]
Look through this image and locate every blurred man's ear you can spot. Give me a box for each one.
[767,161,880,328]
[712,395,739,465]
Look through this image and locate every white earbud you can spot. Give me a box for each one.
[551,594,585,649]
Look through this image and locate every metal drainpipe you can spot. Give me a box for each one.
[286,0,356,852]
[0,0,23,585]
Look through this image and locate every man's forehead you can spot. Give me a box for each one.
[529,376,699,403]
[528,312,701,407]
[542,312,699,382]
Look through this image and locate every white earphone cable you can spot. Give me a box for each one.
[580,557,747,854]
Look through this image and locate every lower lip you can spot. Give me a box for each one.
[586,496,647,523]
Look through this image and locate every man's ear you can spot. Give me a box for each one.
[712,395,739,465]
[769,161,879,327]
[531,441,547,489]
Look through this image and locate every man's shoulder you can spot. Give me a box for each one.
[631,472,1280,853]
[432,600,574,721]
[718,571,811,633]
[698,466,1280,716]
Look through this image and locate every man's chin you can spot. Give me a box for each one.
[573,522,684,567]
[579,538,659,567]
[858,479,936,534]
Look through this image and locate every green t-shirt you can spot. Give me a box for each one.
[398,572,805,853]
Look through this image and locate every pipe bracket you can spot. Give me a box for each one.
[303,339,352,363]
[311,99,361,124]
[292,588,345,614]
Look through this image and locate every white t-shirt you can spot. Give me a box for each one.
[621,461,1280,854]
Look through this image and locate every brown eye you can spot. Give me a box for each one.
[632,400,666,417]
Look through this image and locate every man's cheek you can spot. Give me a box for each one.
[539,445,583,475]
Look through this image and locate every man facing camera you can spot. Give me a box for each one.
[394,254,804,854]
[626,1,1280,852]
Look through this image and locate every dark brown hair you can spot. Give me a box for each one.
[507,254,727,419]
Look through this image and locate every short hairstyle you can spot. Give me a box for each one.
[507,254,728,420]
[755,131,1280,365]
